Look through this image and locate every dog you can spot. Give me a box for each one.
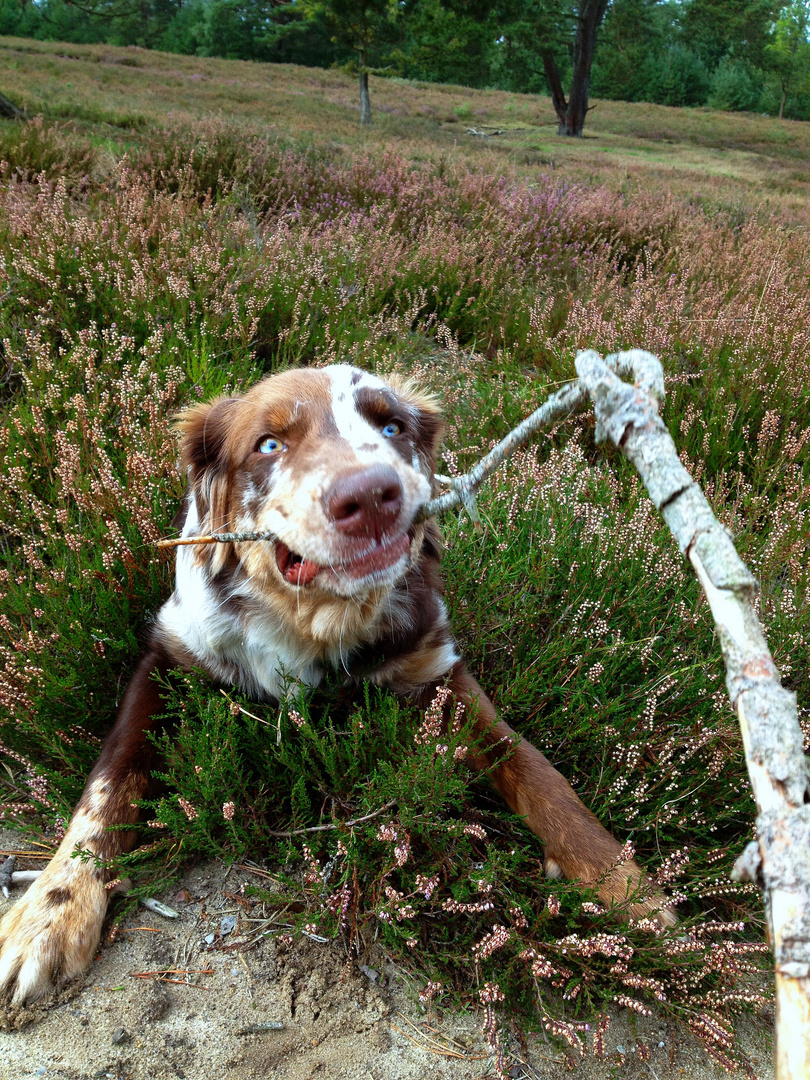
[0,364,674,1005]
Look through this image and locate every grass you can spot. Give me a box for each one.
[0,33,808,1075]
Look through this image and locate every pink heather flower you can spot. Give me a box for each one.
[479,982,505,1005]
[222,801,235,821]
[393,834,411,867]
[614,993,652,1016]
[508,905,527,928]
[415,685,451,745]
[617,840,636,864]
[472,925,511,960]
[415,873,439,899]
[177,796,198,821]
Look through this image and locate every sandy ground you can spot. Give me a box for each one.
[0,837,774,1080]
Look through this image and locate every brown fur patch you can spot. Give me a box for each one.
[45,888,72,908]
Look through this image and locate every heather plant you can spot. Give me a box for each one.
[6,37,810,213]
[0,95,808,1071]
[0,115,98,183]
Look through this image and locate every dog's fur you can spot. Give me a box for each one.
[0,364,673,1005]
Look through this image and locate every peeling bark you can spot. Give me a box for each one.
[574,349,809,1080]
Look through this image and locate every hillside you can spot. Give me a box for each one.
[2,35,810,219]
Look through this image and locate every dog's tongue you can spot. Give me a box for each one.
[276,543,320,586]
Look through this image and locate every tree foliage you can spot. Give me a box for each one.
[2,0,810,119]
[764,1,810,118]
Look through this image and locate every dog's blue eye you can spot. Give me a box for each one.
[381,421,401,438]
[258,436,283,454]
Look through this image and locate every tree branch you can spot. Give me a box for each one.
[574,348,809,1080]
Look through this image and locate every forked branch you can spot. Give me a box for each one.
[575,348,808,1080]
[155,376,590,549]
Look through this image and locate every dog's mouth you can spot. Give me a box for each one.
[275,532,413,587]
[275,544,321,586]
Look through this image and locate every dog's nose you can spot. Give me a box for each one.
[325,466,403,539]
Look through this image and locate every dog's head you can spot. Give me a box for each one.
[174,365,442,604]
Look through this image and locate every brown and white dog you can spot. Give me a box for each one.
[0,364,673,1005]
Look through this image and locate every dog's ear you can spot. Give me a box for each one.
[411,392,444,476]
[174,396,241,478]
[173,396,241,571]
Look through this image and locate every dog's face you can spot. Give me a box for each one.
[175,365,442,604]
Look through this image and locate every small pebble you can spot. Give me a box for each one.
[219,914,237,935]
[140,897,179,919]
[616,1044,625,1054]
[111,1027,131,1045]
[236,1021,284,1035]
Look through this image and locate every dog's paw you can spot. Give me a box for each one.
[0,863,107,1005]
[544,852,677,928]
[596,858,677,928]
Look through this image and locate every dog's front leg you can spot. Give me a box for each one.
[438,661,675,925]
[0,648,174,1005]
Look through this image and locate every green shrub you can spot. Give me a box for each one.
[644,46,710,107]
[708,58,762,113]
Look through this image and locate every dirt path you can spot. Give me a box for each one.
[0,841,773,1080]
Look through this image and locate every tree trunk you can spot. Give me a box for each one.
[541,50,569,133]
[0,91,26,121]
[542,0,609,137]
[779,87,787,121]
[358,47,371,126]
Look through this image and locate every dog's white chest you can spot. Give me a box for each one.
[156,499,325,700]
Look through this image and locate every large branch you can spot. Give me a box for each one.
[540,49,568,126]
[574,349,808,1080]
